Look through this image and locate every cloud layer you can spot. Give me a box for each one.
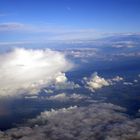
[0,48,72,97]
[1,102,140,140]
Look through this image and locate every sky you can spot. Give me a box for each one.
[0,0,140,45]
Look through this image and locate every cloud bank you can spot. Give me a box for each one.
[1,102,140,140]
[0,48,72,97]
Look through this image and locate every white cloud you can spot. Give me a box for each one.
[47,93,89,102]
[40,72,80,93]
[43,89,54,94]
[55,73,67,83]
[84,72,110,92]
[0,22,27,31]
[112,41,136,48]
[84,73,124,92]
[54,73,80,89]
[47,93,67,101]
[0,22,109,44]
[134,79,138,83]
[63,48,98,58]
[24,95,38,99]
[123,82,133,86]
[0,48,73,97]
[112,76,123,82]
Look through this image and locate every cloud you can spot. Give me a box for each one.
[0,41,33,46]
[0,22,27,32]
[52,81,80,90]
[112,41,137,48]
[0,23,140,49]
[1,102,140,140]
[49,29,103,41]
[0,22,107,44]
[83,73,124,92]
[0,22,98,35]
[123,82,133,86]
[53,73,80,90]
[47,93,68,101]
[0,48,73,97]
[24,93,87,101]
[83,72,110,92]
[111,76,124,82]
[63,48,99,58]
[46,93,89,102]
[37,73,80,95]
[32,105,78,121]
[134,79,138,83]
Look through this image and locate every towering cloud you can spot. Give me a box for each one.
[0,48,73,97]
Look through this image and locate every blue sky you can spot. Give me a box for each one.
[0,0,140,45]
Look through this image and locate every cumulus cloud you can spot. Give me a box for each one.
[111,76,124,82]
[83,72,124,92]
[52,73,80,90]
[37,73,80,95]
[83,72,110,92]
[0,48,73,97]
[1,102,140,140]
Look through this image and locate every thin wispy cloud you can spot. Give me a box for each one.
[0,22,27,31]
[0,21,140,50]
[0,22,105,41]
